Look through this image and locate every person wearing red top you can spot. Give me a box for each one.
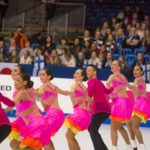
[86,65,113,150]
[0,92,15,143]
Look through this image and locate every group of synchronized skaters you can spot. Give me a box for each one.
[0,60,150,150]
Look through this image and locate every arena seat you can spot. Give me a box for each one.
[134,48,146,55]
[113,54,121,60]
[144,55,150,64]
[125,54,137,68]
[120,48,132,56]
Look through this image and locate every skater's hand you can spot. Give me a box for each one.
[5,107,13,114]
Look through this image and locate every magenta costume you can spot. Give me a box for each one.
[64,83,91,134]
[110,74,133,123]
[132,78,150,123]
[0,92,15,126]
[10,90,51,150]
[87,78,113,115]
[0,92,15,143]
[87,78,113,150]
[41,84,65,136]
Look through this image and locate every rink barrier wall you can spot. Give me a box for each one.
[0,75,150,128]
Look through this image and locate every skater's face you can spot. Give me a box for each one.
[40,70,51,83]
[133,66,143,78]
[11,66,21,80]
[86,66,96,79]
[14,75,26,90]
[111,61,120,72]
[73,69,84,82]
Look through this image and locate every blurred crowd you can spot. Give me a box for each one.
[0,5,149,76]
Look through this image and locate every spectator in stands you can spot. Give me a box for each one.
[43,35,55,60]
[116,28,125,52]
[32,47,39,58]
[118,56,132,79]
[59,37,69,49]
[57,37,68,56]
[123,17,129,32]
[101,28,107,41]
[83,29,91,43]
[131,12,138,26]
[118,56,128,69]
[142,29,150,54]
[76,52,85,68]
[43,35,55,64]
[13,26,28,49]
[90,42,99,52]
[99,44,107,62]
[47,49,62,66]
[8,38,19,54]
[0,39,7,61]
[144,14,150,28]
[83,40,92,59]
[71,38,82,57]
[98,53,104,69]
[106,28,112,36]
[102,51,113,69]
[8,50,19,63]
[33,47,45,76]
[19,50,32,64]
[111,16,117,31]
[105,34,116,52]
[43,35,55,53]
[137,22,147,40]
[102,21,109,30]
[126,26,140,50]
[125,24,132,38]
[19,41,33,57]
[88,51,99,66]
[0,51,4,62]
[132,52,146,68]
[113,22,121,37]
[94,29,105,49]
[101,21,109,40]
[61,49,76,67]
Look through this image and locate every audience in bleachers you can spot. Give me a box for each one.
[0,4,149,75]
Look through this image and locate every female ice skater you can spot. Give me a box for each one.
[86,64,113,150]
[64,69,91,150]
[37,68,71,150]
[8,65,27,150]
[131,65,150,150]
[0,92,15,143]
[106,60,133,150]
[10,72,51,150]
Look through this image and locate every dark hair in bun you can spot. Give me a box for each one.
[15,65,26,74]
[20,72,34,88]
[135,65,144,76]
[42,68,53,80]
[81,70,88,81]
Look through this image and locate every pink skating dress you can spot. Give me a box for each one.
[110,74,133,123]
[132,77,150,123]
[64,83,91,134]
[11,90,51,150]
[8,91,27,142]
[41,84,65,137]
